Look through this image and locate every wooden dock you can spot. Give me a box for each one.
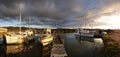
[50,35,67,57]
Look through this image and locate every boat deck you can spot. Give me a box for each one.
[50,35,67,57]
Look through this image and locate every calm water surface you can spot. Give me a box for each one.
[64,33,103,57]
[0,33,104,57]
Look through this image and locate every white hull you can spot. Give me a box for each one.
[39,35,53,46]
[5,32,26,44]
[75,29,100,38]
[80,33,94,38]
[39,28,53,46]
[75,32,94,37]
[5,36,25,44]
[25,30,35,41]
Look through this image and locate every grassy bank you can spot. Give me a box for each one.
[98,34,120,57]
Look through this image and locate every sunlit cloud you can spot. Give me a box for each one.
[0,0,120,29]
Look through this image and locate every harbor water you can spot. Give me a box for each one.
[0,33,104,57]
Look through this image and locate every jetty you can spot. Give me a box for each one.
[50,35,67,57]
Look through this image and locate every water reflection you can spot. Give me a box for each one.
[75,35,104,49]
[0,33,104,57]
[76,36,95,43]
[64,33,104,57]
[41,45,52,57]
[0,45,6,57]
[0,35,52,57]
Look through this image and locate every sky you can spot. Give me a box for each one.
[0,0,120,29]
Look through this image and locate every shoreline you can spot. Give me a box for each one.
[99,30,120,57]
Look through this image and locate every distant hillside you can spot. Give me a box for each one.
[1,27,76,34]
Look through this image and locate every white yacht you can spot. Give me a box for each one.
[5,30,34,44]
[75,28,99,38]
[39,28,53,46]
[75,15,99,38]
[5,32,27,44]
[5,12,27,44]
[25,17,35,41]
[25,29,35,41]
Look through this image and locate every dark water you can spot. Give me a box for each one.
[0,35,52,57]
[64,33,104,57]
[0,33,103,57]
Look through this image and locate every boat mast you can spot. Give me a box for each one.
[28,16,30,30]
[84,15,87,29]
[19,12,22,33]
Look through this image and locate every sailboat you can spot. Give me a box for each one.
[39,28,53,46]
[75,15,99,38]
[80,29,99,38]
[5,12,27,44]
[24,17,35,41]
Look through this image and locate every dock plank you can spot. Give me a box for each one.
[50,35,67,57]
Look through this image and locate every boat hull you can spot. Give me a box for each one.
[75,33,94,38]
[5,35,25,44]
[39,35,53,46]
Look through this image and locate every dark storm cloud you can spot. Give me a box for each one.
[0,0,85,27]
[0,0,120,28]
